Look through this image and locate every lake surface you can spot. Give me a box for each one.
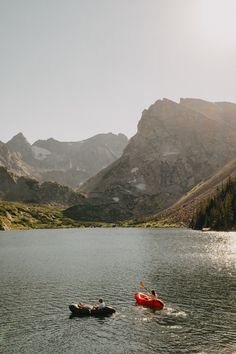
[0,228,235,354]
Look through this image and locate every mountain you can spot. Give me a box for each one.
[0,166,84,207]
[0,140,34,177]
[64,98,236,222]
[147,155,236,228]
[3,132,128,188]
[180,99,236,127]
[6,132,35,164]
[32,133,128,188]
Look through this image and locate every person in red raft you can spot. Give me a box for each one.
[150,289,158,300]
[135,282,165,309]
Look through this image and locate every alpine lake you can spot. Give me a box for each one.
[0,228,235,354]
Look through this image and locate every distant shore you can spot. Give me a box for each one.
[0,200,184,231]
[1,200,232,232]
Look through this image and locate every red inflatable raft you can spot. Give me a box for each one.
[134,292,164,309]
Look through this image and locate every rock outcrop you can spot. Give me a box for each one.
[0,141,34,177]
[65,98,236,222]
[0,166,84,207]
[144,154,236,228]
[6,132,35,165]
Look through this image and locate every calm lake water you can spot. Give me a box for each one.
[0,228,235,354]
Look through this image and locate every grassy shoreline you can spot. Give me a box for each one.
[0,200,183,231]
[0,201,116,230]
[3,200,227,231]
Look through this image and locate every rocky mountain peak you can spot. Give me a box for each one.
[136,97,207,140]
[1,132,128,189]
[7,132,29,145]
[179,98,224,121]
[66,98,236,222]
[6,132,34,163]
[6,133,31,152]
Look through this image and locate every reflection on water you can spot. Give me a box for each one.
[0,228,235,354]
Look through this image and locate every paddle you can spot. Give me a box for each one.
[139,280,150,293]
[139,281,163,307]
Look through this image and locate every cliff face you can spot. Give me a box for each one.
[65,98,236,222]
[147,155,236,228]
[0,141,34,177]
[2,132,128,188]
[6,133,35,164]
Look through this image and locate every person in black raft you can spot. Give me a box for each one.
[69,298,116,316]
[75,298,105,310]
[93,298,106,310]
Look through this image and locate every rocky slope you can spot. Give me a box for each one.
[0,166,84,207]
[144,155,236,228]
[6,132,35,165]
[33,133,128,188]
[0,140,34,177]
[3,132,128,188]
[65,98,236,222]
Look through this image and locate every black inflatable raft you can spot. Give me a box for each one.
[69,304,116,317]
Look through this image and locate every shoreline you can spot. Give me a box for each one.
[1,200,234,232]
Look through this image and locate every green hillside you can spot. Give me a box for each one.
[0,201,112,230]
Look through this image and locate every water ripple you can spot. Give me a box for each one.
[0,228,235,354]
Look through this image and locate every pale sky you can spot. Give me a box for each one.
[1,0,236,143]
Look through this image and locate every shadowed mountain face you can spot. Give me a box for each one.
[0,166,84,207]
[144,156,236,228]
[2,133,128,188]
[65,98,236,222]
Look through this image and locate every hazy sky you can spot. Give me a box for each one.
[1,0,236,143]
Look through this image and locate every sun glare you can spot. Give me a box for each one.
[195,0,236,47]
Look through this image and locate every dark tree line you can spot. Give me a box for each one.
[191,177,236,230]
